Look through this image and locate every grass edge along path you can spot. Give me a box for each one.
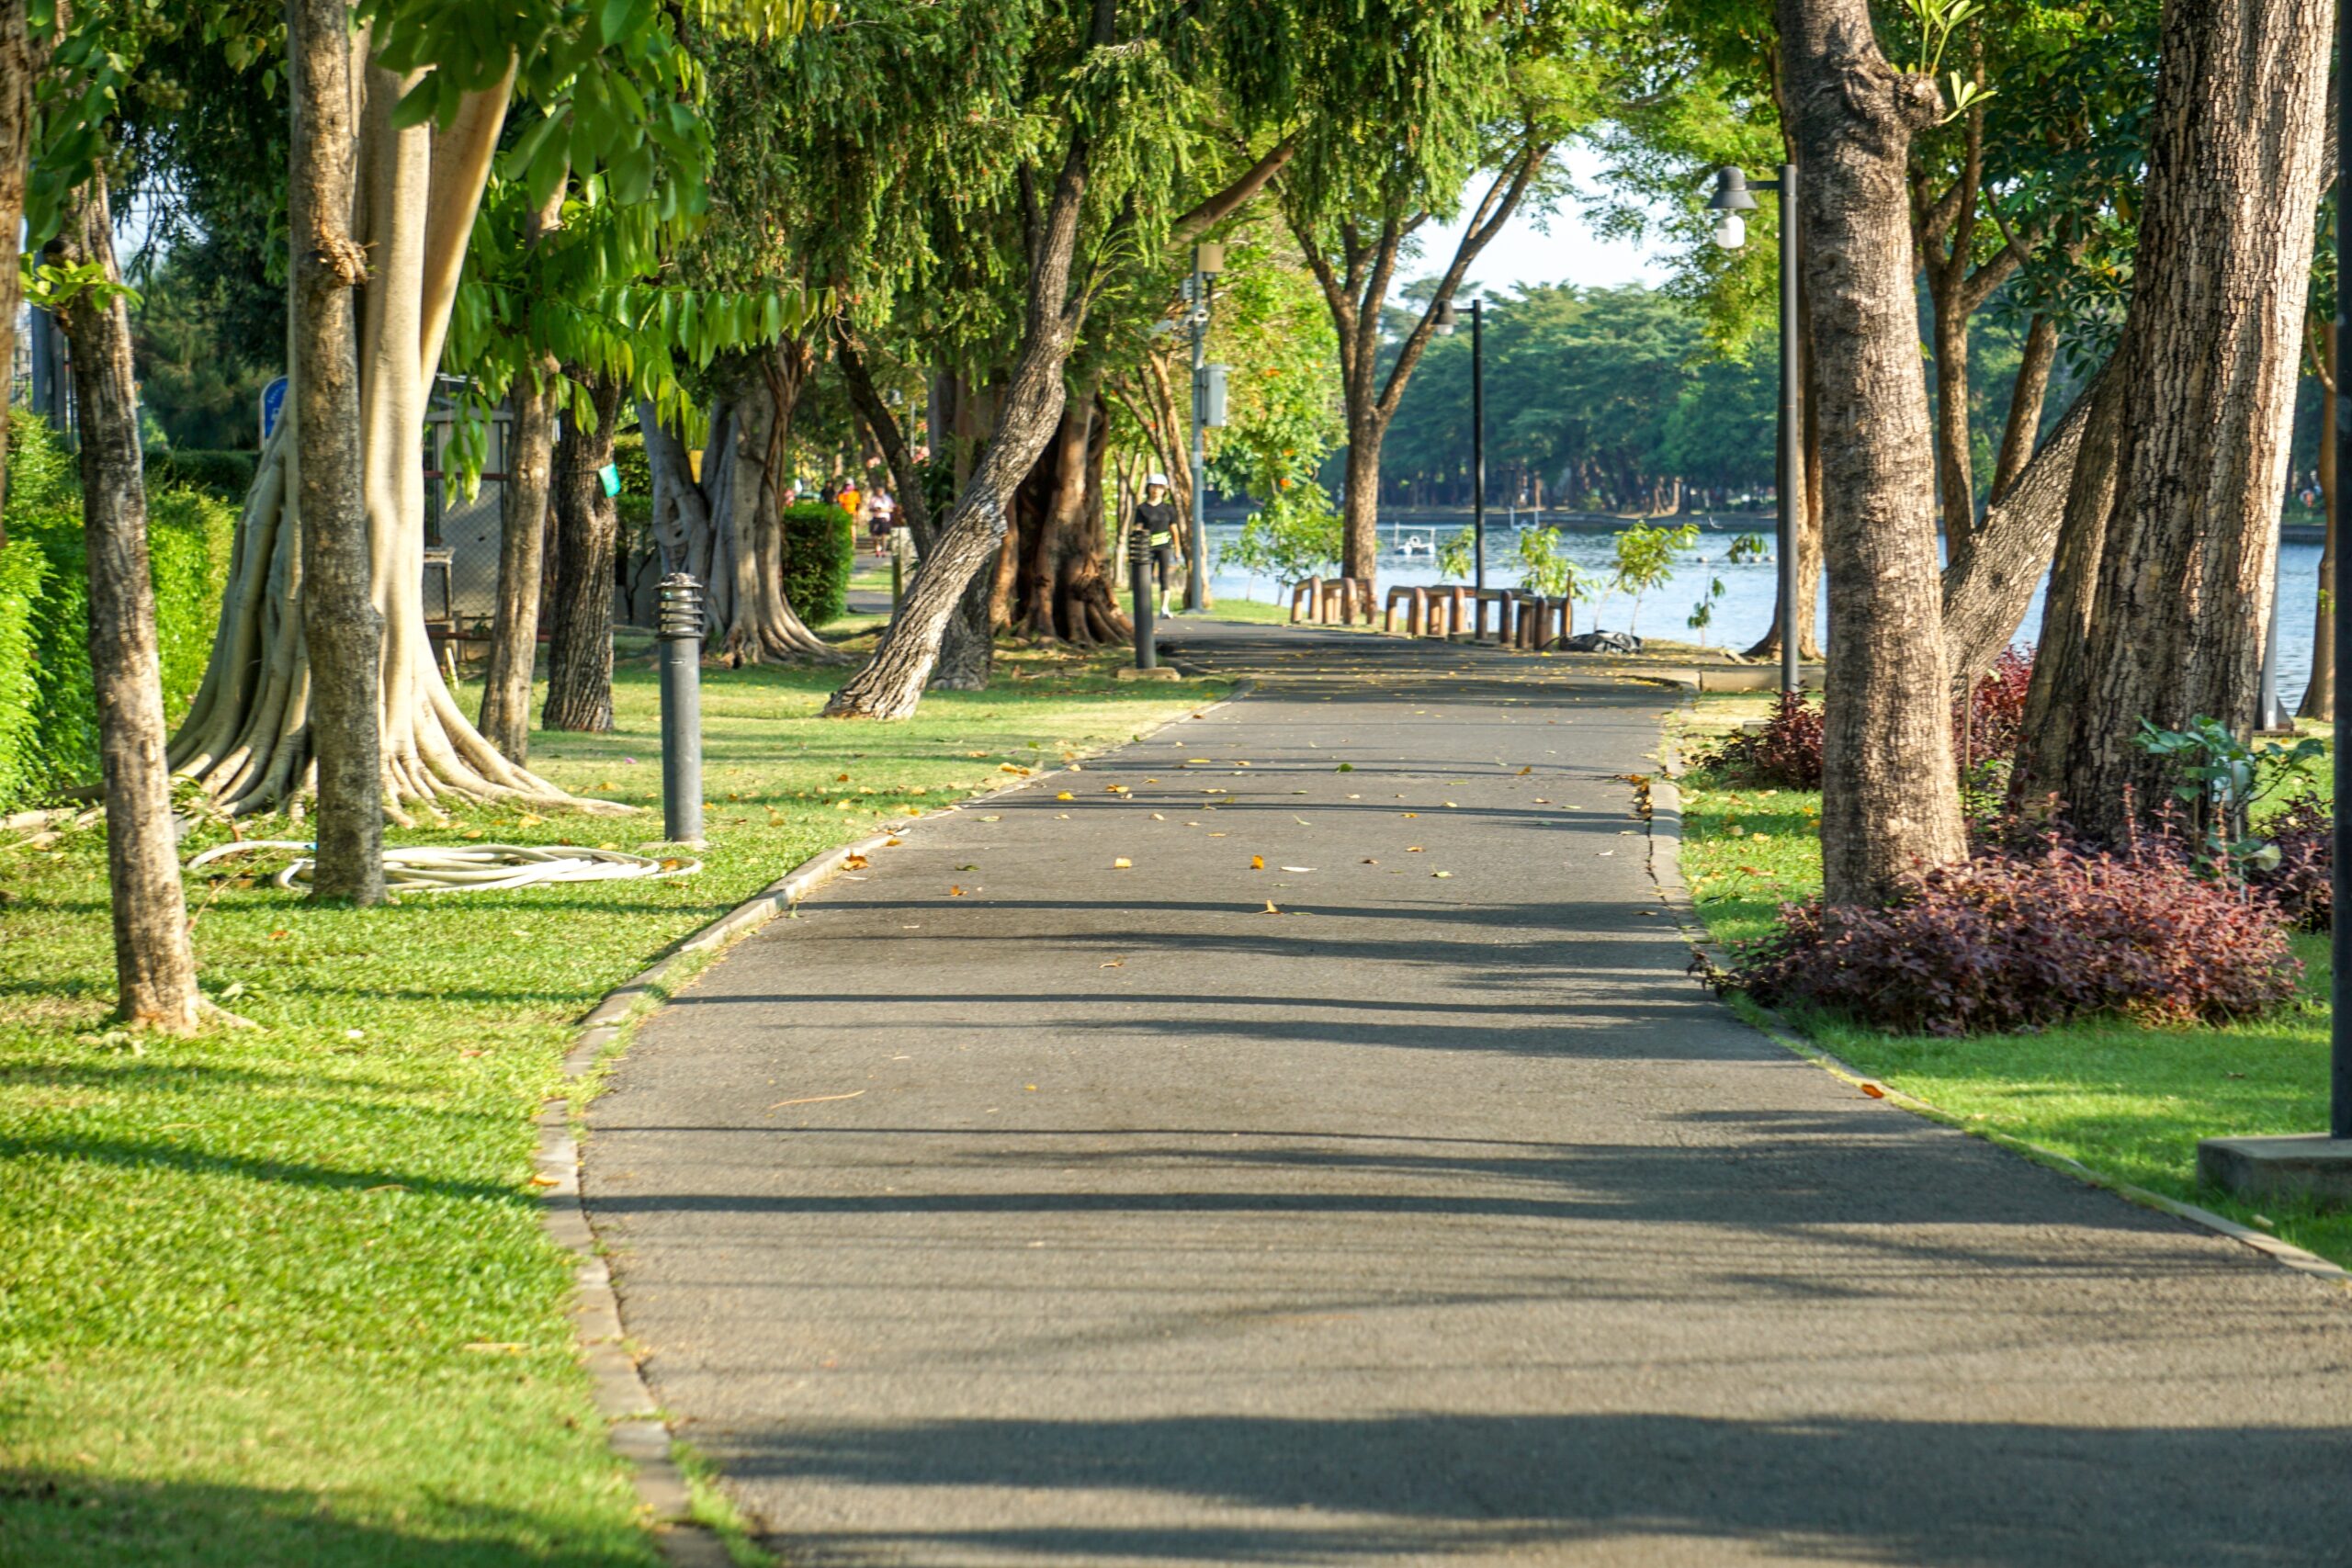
[1663,693,2352,1278]
[0,637,1222,1568]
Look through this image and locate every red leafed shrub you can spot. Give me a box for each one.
[1956,646,2033,767]
[2249,796,2332,931]
[1697,692,1822,788]
[1728,832,2301,1035]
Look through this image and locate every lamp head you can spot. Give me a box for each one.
[1706,166,1758,250]
[1432,300,1458,337]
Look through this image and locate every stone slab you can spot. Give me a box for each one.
[2198,1134,2352,1208]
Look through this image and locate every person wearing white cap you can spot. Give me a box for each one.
[1133,473,1182,616]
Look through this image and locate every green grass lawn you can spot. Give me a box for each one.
[0,635,1220,1566]
[1669,694,2352,1271]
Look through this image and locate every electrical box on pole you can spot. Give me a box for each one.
[1197,363,1229,428]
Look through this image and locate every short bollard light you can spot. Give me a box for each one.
[656,572,706,845]
[1127,525,1159,671]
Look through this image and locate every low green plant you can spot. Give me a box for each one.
[1512,526,1601,607]
[1610,520,1699,635]
[2133,716,2325,880]
[1435,530,1475,581]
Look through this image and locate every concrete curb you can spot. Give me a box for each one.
[1644,716,2352,1295]
[538,676,1257,1565]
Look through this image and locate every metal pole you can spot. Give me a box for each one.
[1131,529,1159,671]
[656,573,705,845]
[2335,0,2351,1140]
[1778,161,1804,698]
[1186,268,1210,613]
[1472,299,1487,594]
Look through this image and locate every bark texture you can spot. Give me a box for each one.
[1781,0,1965,903]
[542,370,624,732]
[52,169,201,1028]
[1989,315,2058,505]
[170,47,587,818]
[1940,372,2105,677]
[288,0,383,903]
[2013,0,2331,833]
[476,187,566,761]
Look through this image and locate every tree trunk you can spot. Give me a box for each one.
[823,118,1102,720]
[51,168,201,1029]
[1941,373,2106,678]
[477,186,565,762]
[2013,0,2330,834]
[1930,292,1976,555]
[1989,314,2058,504]
[692,342,834,662]
[1341,424,1383,582]
[169,47,587,818]
[1781,0,1964,903]
[542,370,623,732]
[2300,319,2336,719]
[288,0,383,903]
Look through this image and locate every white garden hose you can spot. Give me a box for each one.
[187,840,701,894]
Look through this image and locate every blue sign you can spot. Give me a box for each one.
[260,376,288,442]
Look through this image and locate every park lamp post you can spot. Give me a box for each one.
[1433,297,1488,594]
[1707,164,1804,699]
[1184,243,1226,613]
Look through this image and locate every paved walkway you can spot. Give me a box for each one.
[585,622,2352,1567]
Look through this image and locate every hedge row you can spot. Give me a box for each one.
[0,414,237,811]
[781,500,854,627]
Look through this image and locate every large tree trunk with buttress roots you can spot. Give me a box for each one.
[1781,0,1965,903]
[1013,382,1126,645]
[639,341,834,662]
[52,167,202,1029]
[169,48,595,818]
[542,369,625,732]
[2013,0,2329,834]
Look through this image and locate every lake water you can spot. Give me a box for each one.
[1203,516,2326,699]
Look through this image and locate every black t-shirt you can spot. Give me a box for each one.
[1134,499,1180,547]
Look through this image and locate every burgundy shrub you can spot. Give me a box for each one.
[1729,833,2302,1035]
[1955,645,2033,767]
[1697,692,1823,788]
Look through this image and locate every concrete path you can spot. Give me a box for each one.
[585,622,2352,1567]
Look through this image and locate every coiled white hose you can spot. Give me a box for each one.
[186,840,702,894]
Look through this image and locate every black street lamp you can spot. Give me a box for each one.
[1434,297,1488,592]
[1708,164,1804,698]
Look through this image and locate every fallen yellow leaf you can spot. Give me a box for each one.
[1250,855,1265,870]
[1113,857,1132,869]
[1057,791,1075,801]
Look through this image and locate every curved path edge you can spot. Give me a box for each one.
[532,678,1255,1567]
[1644,716,2352,1294]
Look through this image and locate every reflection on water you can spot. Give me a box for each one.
[1204,517,2326,697]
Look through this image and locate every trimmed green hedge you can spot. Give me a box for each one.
[144,447,258,502]
[781,500,854,628]
[0,414,237,810]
